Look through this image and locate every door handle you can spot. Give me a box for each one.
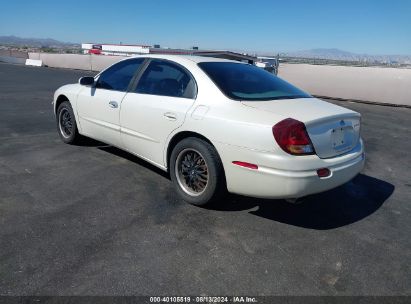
[163,112,177,121]
[109,101,118,108]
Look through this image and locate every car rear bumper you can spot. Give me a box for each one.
[215,139,365,199]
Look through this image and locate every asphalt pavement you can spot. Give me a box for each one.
[0,62,410,296]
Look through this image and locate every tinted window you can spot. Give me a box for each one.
[135,60,196,99]
[198,62,311,101]
[95,58,144,91]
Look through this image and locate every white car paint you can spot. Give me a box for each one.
[120,92,195,166]
[76,86,126,147]
[54,55,365,199]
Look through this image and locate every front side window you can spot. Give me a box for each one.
[198,62,311,101]
[95,58,144,92]
[135,60,196,99]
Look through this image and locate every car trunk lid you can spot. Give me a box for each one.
[241,98,361,158]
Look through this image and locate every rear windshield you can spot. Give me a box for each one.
[198,62,311,101]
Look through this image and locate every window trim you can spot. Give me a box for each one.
[93,58,148,92]
[130,58,198,100]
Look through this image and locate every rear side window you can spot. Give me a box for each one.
[135,60,196,99]
[198,62,311,101]
[95,58,144,92]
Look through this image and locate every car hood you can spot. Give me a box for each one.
[54,83,83,101]
[55,83,82,94]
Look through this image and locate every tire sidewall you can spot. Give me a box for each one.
[170,137,224,206]
[57,101,77,144]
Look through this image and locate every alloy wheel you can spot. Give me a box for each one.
[59,108,73,138]
[175,148,209,196]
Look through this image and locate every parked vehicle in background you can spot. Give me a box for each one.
[53,55,365,206]
[256,55,280,75]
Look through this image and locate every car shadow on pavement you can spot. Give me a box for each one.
[73,138,169,178]
[98,145,170,178]
[209,174,394,230]
[93,143,394,230]
[72,137,109,147]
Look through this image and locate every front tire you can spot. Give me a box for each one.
[56,101,80,144]
[170,137,226,206]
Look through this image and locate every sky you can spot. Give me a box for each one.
[0,0,410,55]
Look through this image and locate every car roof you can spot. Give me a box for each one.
[127,54,244,64]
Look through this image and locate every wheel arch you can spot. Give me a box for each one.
[166,131,219,171]
[54,94,83,134]
[55,94,70,114]
[166,130,228,200]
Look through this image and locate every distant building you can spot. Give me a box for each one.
[81,42,257,64]
[81,43,150,56]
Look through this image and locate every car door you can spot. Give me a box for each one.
[77,58,145,147]
[120,59,197,167]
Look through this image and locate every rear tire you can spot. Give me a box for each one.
[56,101,80,144]
[170,137,226,206]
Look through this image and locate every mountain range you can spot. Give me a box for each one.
[0,35,79,47]
[284,48,411,64]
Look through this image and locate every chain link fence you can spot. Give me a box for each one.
[0,50,29,58]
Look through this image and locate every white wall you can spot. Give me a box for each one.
[27,53,411,106]
[90,55,126,71]
[28,52,126,72]
[278,64,411,106]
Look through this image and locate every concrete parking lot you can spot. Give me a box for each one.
[0,62,410,296]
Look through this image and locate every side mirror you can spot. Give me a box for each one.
[79,76,95,86]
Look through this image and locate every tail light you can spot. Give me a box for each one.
[272,118,315,155]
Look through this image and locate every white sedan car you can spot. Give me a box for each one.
[53,55,365,205]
